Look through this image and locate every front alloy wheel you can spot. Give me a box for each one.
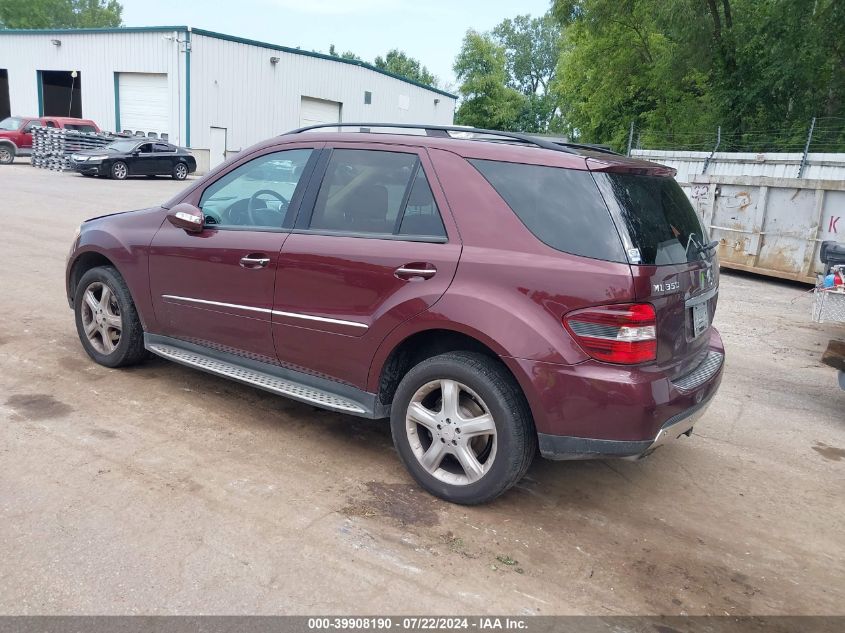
[111,161,128,180]
[80,281,122,354]
[73,266,146,368]
[0,146,13,164]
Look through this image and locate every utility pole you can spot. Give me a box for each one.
[626,121,635,156]
[798,117,816,178]
[702,126,721,174]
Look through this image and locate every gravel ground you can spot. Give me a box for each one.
[0,164,843,615]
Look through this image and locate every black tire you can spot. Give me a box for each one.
[73,266,146,368]
[390,351,536,505]
[0,144,14,165]
[110,160,128,180]
[172,162,188,180]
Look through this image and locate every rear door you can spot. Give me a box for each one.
[592,169,718,378]
[152,142,176,174]
[272,143,461,389]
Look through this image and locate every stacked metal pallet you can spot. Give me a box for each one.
[31,127,116,171]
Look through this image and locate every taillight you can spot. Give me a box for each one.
[563,303,657,364]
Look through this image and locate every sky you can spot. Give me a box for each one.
[120,0,553,89]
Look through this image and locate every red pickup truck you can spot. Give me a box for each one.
[0,116,101,164]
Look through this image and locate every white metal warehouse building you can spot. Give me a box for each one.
[0,26,457,172]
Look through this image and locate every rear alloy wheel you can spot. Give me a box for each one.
[111,161,128,180]
[74,266,146,368]
[172,162,188,180]
[390,352,536,505]
[0,145,14,165]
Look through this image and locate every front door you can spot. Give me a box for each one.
[272,144,462,389]
[132,142,158,175]
[148,144,320,363]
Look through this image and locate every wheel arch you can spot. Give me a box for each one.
[67,250,120,306]
[370,326,536,421]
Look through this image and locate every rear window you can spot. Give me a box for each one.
[470,159,626,262]
[594,173,708,265]
[64,124,97,133]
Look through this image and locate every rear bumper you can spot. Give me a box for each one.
[537,392,714,459]
[508,328,724,459]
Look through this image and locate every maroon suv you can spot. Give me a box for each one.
[65,123,724,504]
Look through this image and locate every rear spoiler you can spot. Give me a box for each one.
[586,156,676,178]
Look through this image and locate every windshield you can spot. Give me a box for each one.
[594,173,709,265]
[0,117,23,131]
[105,139,140,152]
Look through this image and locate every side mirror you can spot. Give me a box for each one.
[167,202,204,233]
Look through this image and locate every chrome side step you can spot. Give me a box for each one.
[147,342,368,415]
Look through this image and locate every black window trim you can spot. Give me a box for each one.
[198,146,321,233]
[294,146,449,242]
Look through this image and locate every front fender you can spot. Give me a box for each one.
[66,207,167,331]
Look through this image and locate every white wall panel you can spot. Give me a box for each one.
[0,28,456,157]
[631,149,845,182]
[0,29,189,145]
[189,33,455,153]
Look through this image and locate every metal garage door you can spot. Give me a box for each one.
[118,73,169,137]
[299,96,341,129]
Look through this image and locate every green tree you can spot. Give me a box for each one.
[550,0,845,151]
[0,0,122,29]
[492,13,562,132]
[328,44,362,62]
[453,30,525,130]
[374,49,436,86]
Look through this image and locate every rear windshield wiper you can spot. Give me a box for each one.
[686,234,718,257]
[695,240,719,254]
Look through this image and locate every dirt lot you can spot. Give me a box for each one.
[0,164,843,616]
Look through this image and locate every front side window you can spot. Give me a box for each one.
[309,149,446,239]
[199,148,313,229]
[22,120,39,133]
[136,143,153,153]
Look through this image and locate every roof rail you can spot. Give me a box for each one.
[286,122,588,155]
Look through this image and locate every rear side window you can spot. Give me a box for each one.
[594,173,708,265]
[470,159,626,262]
[309,149,446,239]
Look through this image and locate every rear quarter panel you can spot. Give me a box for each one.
[367,148,637,389]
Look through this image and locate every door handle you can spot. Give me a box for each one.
[239,255,270,268]
[395,264,437,280]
